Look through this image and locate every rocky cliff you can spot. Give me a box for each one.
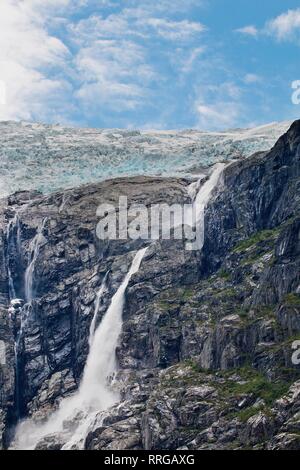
[0,121,299,450]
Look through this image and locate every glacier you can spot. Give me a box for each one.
[0,120,292,198]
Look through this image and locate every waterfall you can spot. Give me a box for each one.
[186,163,226,250]
[6,213,22,300]
[193,163,225,223]
[88,272,109,347]
[7,216,46,419]
[79,247,148,409]
[25,218,47,302]
[8,267,16,302]
[6,213,24,419]
[12,247,148,450]
[6,219,15,299]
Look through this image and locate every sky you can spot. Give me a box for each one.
[0,0,299,130]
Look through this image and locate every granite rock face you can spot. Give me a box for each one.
[0,122,299,449]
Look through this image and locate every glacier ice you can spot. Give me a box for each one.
[0,120,292,198]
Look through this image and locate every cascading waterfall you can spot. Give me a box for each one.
[78,247,148,410]
[6,213,24,418]
[6,213,22,300]
[185,163,226,250]
[88,272,109,347]
[12,247,148,450]
[25,218,47,302]
[193,163,225,223]
[7,216,47,419]
[6,219,16,300]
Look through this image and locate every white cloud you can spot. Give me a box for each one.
[74,39,154,111]
[126,0,203,14]
[70,7,206,114]
[236,9,300,44]
[235,25,258,37]
[179,47,206,74]
[0,0,208,124]
[72,8,206,43]
[0,0,70,121]
[69,13,135,43]
[244,73,262,84]
[145,18,205,41]
[194,81,242,130]
[266,8,300,40]
[209,82,241,99]
[196,102,240,129]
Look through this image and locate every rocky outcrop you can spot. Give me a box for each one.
[0,121,299,450]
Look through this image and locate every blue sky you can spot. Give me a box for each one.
[0,0,299,130]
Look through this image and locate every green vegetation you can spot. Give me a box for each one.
[216,287,236,299]
[157,300,180,311]
[218,269,230,280]
[255,305,276,319]
[181,287,196,301]
[284,293,300,307]
[236,308,249,320]
[233,228,280,253]
[233,404,274,423]
[159,286,196,304]
[241,251,274,266]
[235,406,262,423]
[221,366,291,406]
[184,359,211,374]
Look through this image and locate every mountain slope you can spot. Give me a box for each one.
[0,121,299,450]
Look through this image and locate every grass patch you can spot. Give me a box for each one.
[157,300,180,311]
[236,308,250,321]
[159,286,197,303]
[184,359,210,374]
[218,366,292,405]
[255,305,276,318]
[233,228,280,253]
[218,269,230,280]
[233,405,274,423]
[216,287,236,298]
[241,251,274,266]
[284,293,300,307]
[181,288,196,301]
[222,370,291,406]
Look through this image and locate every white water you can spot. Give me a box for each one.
[12,247,148,450]
[25,218,47,302]
[88,272,108,348]
[6,213,21,300]
[186,162,226,250]
[193,163,225,223]
[8,266,16,301]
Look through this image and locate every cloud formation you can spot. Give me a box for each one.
[235,25,258,37]
[0,1,73,121]
[0,1,297,130]
[266,8,300,40]
[0,0,208,125]
[236,8,300,43]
